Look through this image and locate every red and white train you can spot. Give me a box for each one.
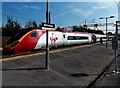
[3,28,106,54]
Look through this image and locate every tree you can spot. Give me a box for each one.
[72,25,79,32]
[25,21,33,28]
[107,32,113,36]
[72,25,88,32]
[25,20,38,28]
[56,26,64,31]
[32,21,37,27]
[2,17,22,37]
[87,29,104,34]
[96,30,104,34]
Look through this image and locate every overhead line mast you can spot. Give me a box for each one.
[46,0,50,24]
[45,0,50,70]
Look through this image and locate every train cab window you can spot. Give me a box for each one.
[31,31,37,38]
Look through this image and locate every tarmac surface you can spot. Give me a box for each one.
[94,47,120,87]
[1,43,119,87]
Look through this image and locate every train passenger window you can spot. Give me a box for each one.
[76,36,81,40]
[68,36,88,40]
[31,32,37,38]
[73,36,77,40]
[80,36,88,40]
[68,36,74,40]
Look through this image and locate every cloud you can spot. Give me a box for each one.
[22,5,40,10]
[92,6,108,9]
[65,4,94,16]
[73,8,93,16]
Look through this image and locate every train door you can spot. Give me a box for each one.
[91,34,96,43]
[67,36,73,45]
[62,33,67,46]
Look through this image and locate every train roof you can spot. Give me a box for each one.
[22,28,105,35]
[60,30,92,35]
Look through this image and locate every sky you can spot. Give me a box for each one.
[1,0,120,33]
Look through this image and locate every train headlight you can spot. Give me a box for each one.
[11,41,19,47]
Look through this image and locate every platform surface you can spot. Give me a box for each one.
[1,43,116,86]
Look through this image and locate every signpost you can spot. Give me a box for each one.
[42,0,55,70]
[42,23,55,28]
[42,22,55,70]
[112,21,120,74]
[112,40,119,74]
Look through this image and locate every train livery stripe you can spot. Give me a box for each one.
[0,43,97,62]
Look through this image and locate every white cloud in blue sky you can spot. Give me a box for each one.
[72,8,93,16]
[64,5,94,16]
[92,6,109,9]
[22,5,40,10]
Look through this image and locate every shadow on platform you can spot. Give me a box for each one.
[1,67,46,71]
[71,73,98,77]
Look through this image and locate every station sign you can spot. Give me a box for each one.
[112,40,119,50]
[112,40,120,50]
[42,23,55,28]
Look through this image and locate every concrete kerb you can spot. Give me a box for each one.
[85,57,115,87]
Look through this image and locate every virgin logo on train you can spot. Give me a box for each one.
[50,33,59,46]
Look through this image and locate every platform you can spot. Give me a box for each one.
[1,43,116,86]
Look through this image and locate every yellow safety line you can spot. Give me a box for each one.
[0,43,96,62]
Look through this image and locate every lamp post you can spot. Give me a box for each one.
[99,16,115,48]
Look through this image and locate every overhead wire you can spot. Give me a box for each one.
[38,3,87,26]
[49,5,90,27]
[50,6,86,20]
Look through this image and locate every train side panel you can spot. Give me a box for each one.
[35,31,65,49]
[65,33,91,45]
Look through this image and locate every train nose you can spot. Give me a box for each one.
[3,45,14,54]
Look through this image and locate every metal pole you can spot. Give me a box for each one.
[45,0,50,69]
[113,21,119,74]
[114,49,119,73]
[116,21,118,40]
[46,0,49,24]
[106,18,108,48]
[45,30,49,69]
